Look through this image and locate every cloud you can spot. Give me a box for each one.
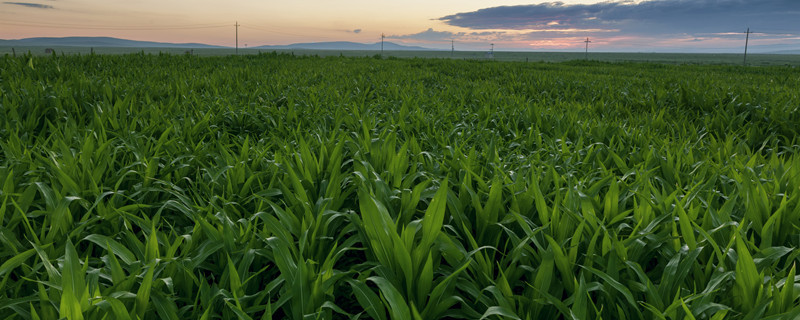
[438,0,800,36]
[381,0,800,52]
[388,26,799,52]
[390,28,464,41]
[352,29,361,34]
[3,2,54,9]
[388,28,515,43]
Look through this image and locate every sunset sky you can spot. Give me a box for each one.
[1,0,798,52]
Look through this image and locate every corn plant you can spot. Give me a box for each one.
[1,52,799,319]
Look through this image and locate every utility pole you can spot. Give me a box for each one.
[743,27,750,66]
[381,33,385,56]
[451,39,454,56]
[235,21,240,55]
[585,37,591,60]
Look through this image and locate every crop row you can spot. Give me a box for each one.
[1,53,799,319]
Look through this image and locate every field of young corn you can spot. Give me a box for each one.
[1,52,799,319]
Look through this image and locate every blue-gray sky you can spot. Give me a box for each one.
[1,0,798,52]
[399,0,800,52]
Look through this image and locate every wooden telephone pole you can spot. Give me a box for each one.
[235,21,240,54]
[743,28,750,66]
[584,37,591,60]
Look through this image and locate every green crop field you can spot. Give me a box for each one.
[4,46,800,66]
[1,52,799,319]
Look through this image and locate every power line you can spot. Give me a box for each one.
[750,28,800,35]
[245,22,333,32]
[239,25,325,38]
[0,20,229,30]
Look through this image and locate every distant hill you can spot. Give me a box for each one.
[254,41,431,51]
[767,49,800,54]
[0,36,224,48]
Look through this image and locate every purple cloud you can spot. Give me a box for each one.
[438,0,800,35]
[3,2,54,9]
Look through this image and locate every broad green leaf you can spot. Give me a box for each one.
[60,240,85,320]
[479,306,521,320]
[135,262,156,318]
[348,279,388,320]
[99,297,133,320]
[368,276,411,320]
[227,255,244,306]
[676,204,696,250]
[735,235,761,312]
[0,248,35,278]
[83,234,137,265]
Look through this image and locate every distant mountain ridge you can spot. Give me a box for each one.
[768,49,800,54]
[2,36,799,54]
[0,37,433,51]
[0,37,224,48]
[253,41,431,51]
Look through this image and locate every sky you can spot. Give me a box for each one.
[1,0,799,52]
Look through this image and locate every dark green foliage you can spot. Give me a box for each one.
[1,52,798,319]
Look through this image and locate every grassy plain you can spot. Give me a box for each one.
[1,52,799,319]
[2,45,800,65]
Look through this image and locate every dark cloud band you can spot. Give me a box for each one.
[4,2,54,9]
[438,0,800,35]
